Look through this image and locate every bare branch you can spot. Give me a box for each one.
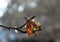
[0,16,36,33]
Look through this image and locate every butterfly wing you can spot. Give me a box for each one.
[26,22,33,37]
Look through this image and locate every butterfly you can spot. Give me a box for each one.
[24,16,42,37]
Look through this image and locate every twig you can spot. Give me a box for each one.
[0,16,36,33]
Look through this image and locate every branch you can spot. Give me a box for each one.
[0,16,36,33]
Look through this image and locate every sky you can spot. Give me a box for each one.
[0,0,10,17]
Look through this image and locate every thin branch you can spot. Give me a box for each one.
[0,25,27,33]
[0,16,36,33]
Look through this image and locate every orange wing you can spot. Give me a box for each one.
[26,22,33,37]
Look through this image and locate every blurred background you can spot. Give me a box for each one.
[0,0,60,42]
